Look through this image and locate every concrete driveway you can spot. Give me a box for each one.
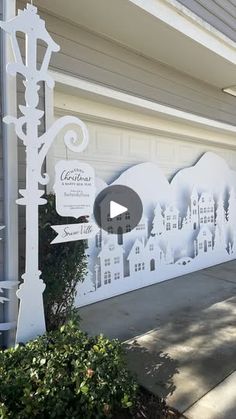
[79,260,236,418]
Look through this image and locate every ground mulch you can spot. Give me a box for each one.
[114,387,181,419]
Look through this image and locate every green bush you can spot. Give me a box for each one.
[0,322,137,418]
[39,194,87,331]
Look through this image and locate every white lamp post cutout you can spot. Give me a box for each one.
[0,4,90,343]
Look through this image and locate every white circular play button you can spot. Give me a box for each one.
[94,185,143,234]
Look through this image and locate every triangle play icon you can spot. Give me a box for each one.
[110,201,128,219]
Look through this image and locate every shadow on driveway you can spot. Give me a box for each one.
[79,260,236,413]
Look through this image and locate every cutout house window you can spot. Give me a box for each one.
[166,223,171,230]
[114,273,120,280]
[208,241,212,247]
[116,214,122,221]
[107,214,112,222]
[105,259,110,266]
[149,244,154,251]
[114,257,120,264]
[126,225,131,232]
[109,244,115,251]
[135,247,140,254]
[135,263,143,271]
[104,271,111,284]
[125,212,130,220]
[136,224,145,231]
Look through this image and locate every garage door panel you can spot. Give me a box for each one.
[95,129,123,155]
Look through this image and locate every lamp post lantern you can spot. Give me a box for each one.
[0,4,89,343]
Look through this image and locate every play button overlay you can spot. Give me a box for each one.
[110,201,128,219]
[94,185,143,234]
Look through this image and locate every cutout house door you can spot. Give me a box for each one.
[117,227,123,245]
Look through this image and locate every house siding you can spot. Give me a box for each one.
[16,0,236,126]
[178,0,236,43]
[43,11,236,126]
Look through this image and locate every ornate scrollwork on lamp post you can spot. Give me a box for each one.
[0,4,89,343]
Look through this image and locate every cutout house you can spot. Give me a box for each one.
[145,235,165,271]
[97,238,124,286]
[190,187,199,230]
[195,226,213,256]
[199,192,215,226]
[127,238,146,276]
[164,205,180,232]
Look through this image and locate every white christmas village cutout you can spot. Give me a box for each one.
[75,152,236,307]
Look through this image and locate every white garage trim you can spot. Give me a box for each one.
[129,0,236,63]
[48,71,236,150]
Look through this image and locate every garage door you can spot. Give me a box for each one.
[47,91,236,307]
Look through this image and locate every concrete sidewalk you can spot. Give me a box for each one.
[79,260,236,418]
